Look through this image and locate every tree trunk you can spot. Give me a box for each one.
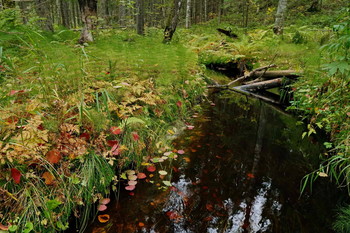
[185,0,191,28]
[35,0,54,31]
[163,0,183,43]
[273,0,288,35]
[204,0,207,21]
[308,0,321,12]
[119,0,126,27]
[136,0,145,35]
[78,0,97,44]
[60,0,70,28]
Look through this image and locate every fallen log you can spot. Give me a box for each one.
[216,28,238,38]
[224,64,277,87]
[244,70,301,84]
[234,78,290,92]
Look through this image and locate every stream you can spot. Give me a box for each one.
[87,92,345,233]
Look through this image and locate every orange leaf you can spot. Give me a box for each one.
[138,222,145,227]
[46,150,61,164]
[98,214,110,223]
[42,171,55,185]
[0,223,9,230]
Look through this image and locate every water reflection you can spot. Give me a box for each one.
[87,92,343,233]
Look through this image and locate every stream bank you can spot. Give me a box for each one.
[87,91,346,233]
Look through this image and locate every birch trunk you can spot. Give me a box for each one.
[185,0,191,28]
[273,0,288,35]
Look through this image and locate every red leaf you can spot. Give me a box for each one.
[176,101,182,108]
[79,132,90,141]
[9,90,19,96]
[206,203,214,211]
[99,198,110,205]
[247,173,255,179]
[131,132,140,141]
[98,204,107,211]
[110,126,122,135]
[11,168,22,184]
[125,185,136,191]
[0,223,9,231]
[177,149,185,154]
[107,140,118,147]
[46,150,62,164]
[147,165,156,172]
[137,173,147,179]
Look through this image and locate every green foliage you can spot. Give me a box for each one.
[0,9,21,30]
[333,205,350,233]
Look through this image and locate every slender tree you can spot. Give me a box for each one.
[185,0,191,28]
[78,0,97,43]
[273,0,288,35]
[163,0,183,43]
[136,0,145,35]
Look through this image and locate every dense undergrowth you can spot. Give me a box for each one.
[0,11,206,232]
[0,3,349,232]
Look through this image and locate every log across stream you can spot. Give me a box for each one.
[85,92,345,233]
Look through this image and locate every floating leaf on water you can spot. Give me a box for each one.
[247,173,255,179]
[98,204,107,211]
[137,173,147,179]
[128,180,137,186]
[11,168,22,184]
[98,214,110,223]
[161,156,168,160]
[163,151,172,156]
[138,222,145,227]
[147,165,156,172]
[317,172,328,177]
[151,157,161,163]
[177,150,185,154]
[126,170,136,175]
[128,175,138,181]
[158,170,167,176]
[183,157,190,163]
[125,185,136,191]
[141,162,151,166]
[162,181,172,186]
[99,198,110,205]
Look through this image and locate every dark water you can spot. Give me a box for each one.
[87,92,344,233]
